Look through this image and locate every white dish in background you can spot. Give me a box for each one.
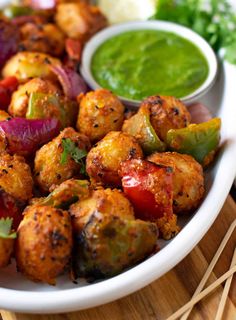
[0,3,236,314]
[81,21,218,108]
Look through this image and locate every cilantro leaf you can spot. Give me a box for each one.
[60,138,87,175]
[151,0,236,65]
[0,218,17,239]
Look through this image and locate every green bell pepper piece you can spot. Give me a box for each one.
[166,118,221,165]
[123,107,166,154]
[27,92,77,128]
[39,179,90,210]
[3,5,33,19]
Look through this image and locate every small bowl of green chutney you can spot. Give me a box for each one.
[81,21,218,108]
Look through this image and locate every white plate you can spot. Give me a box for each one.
[0,4,236,315]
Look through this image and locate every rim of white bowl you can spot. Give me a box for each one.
[80,21,218,107]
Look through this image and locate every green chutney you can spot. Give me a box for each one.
[91,30,209,100]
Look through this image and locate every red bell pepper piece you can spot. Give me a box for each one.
[120,159,173,221]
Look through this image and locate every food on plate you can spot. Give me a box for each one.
[34,127,90,192]
[55,2,107,42]
[74,213,157,279]
[86,131,143,186]
[91,30,209,100]
[0,152,33,201]
[120,159,179,239]
[139,95,191,142]
[16,205,72,284]
[31,179,90,209]
[19,23,65,56]
[77,89,125,142]
[0,117,61,156]
[9,77,60,118]
[2,52,61,82]
[0,218,16,268]
[0,1,223,284]
[70,188,135,233]
[147,152,205,214]
[166,118,221,167]
[122,95,191,153]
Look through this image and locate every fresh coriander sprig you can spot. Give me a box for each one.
[0,218,17,239]
[151,0,236,65]
[60,138,87,175]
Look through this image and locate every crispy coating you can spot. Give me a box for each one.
[0,112,11,152]
[140,95,191,142]
[15,205,72,284]
[86,131,143,186]
[2,52,61,82]
[148,152,204,214]
[0,237,14,268]
[77,89,125,142]
[34,128,90,192]
[19,23,65,57]
[70,188,134,233]
[31,179,90,210]
[0,110,11,121]
[9,78,60,118]
[55,2,107,42]
[73,211,157,279]
[0,153,33,201]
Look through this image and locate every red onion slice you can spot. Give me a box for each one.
[50,65,88,100]
[0,118,60,156]
[188,102,213,124]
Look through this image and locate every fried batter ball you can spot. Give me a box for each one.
[0,237,14,268]
[16,205,72,284]
[140,95,191,142]
[9,78,60,118]
[148,152,204,214]
[2,52,61,82]
[70,188,134,232]
[86,131,143,186]
[55,2,107,42]
[0,152,33,201]
[77,89,125,142]
[34,128,90,192]
[19,23,65,57]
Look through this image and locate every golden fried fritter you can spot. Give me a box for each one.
[70,187,134,233]
[9,78,60,118]
[34,128,90,192]
[0,153,33,201]
[148,152,204,214]
[2,52,61,82]
[19,23,65,57]
[140,95,191,142]
[16,205,72,284]
[86,131,143,186]
[0,238,14,268]
[77,89,125,142]
[55,2,107,42]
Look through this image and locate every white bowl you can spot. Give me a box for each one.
[81,21,218,108]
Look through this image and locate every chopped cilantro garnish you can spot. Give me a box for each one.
[0,218,17,239]
[151,0,236,65]
[60,138,87,175]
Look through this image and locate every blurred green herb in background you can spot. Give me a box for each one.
[151,0,236,64]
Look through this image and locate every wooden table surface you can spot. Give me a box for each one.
[1,196,236,320]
